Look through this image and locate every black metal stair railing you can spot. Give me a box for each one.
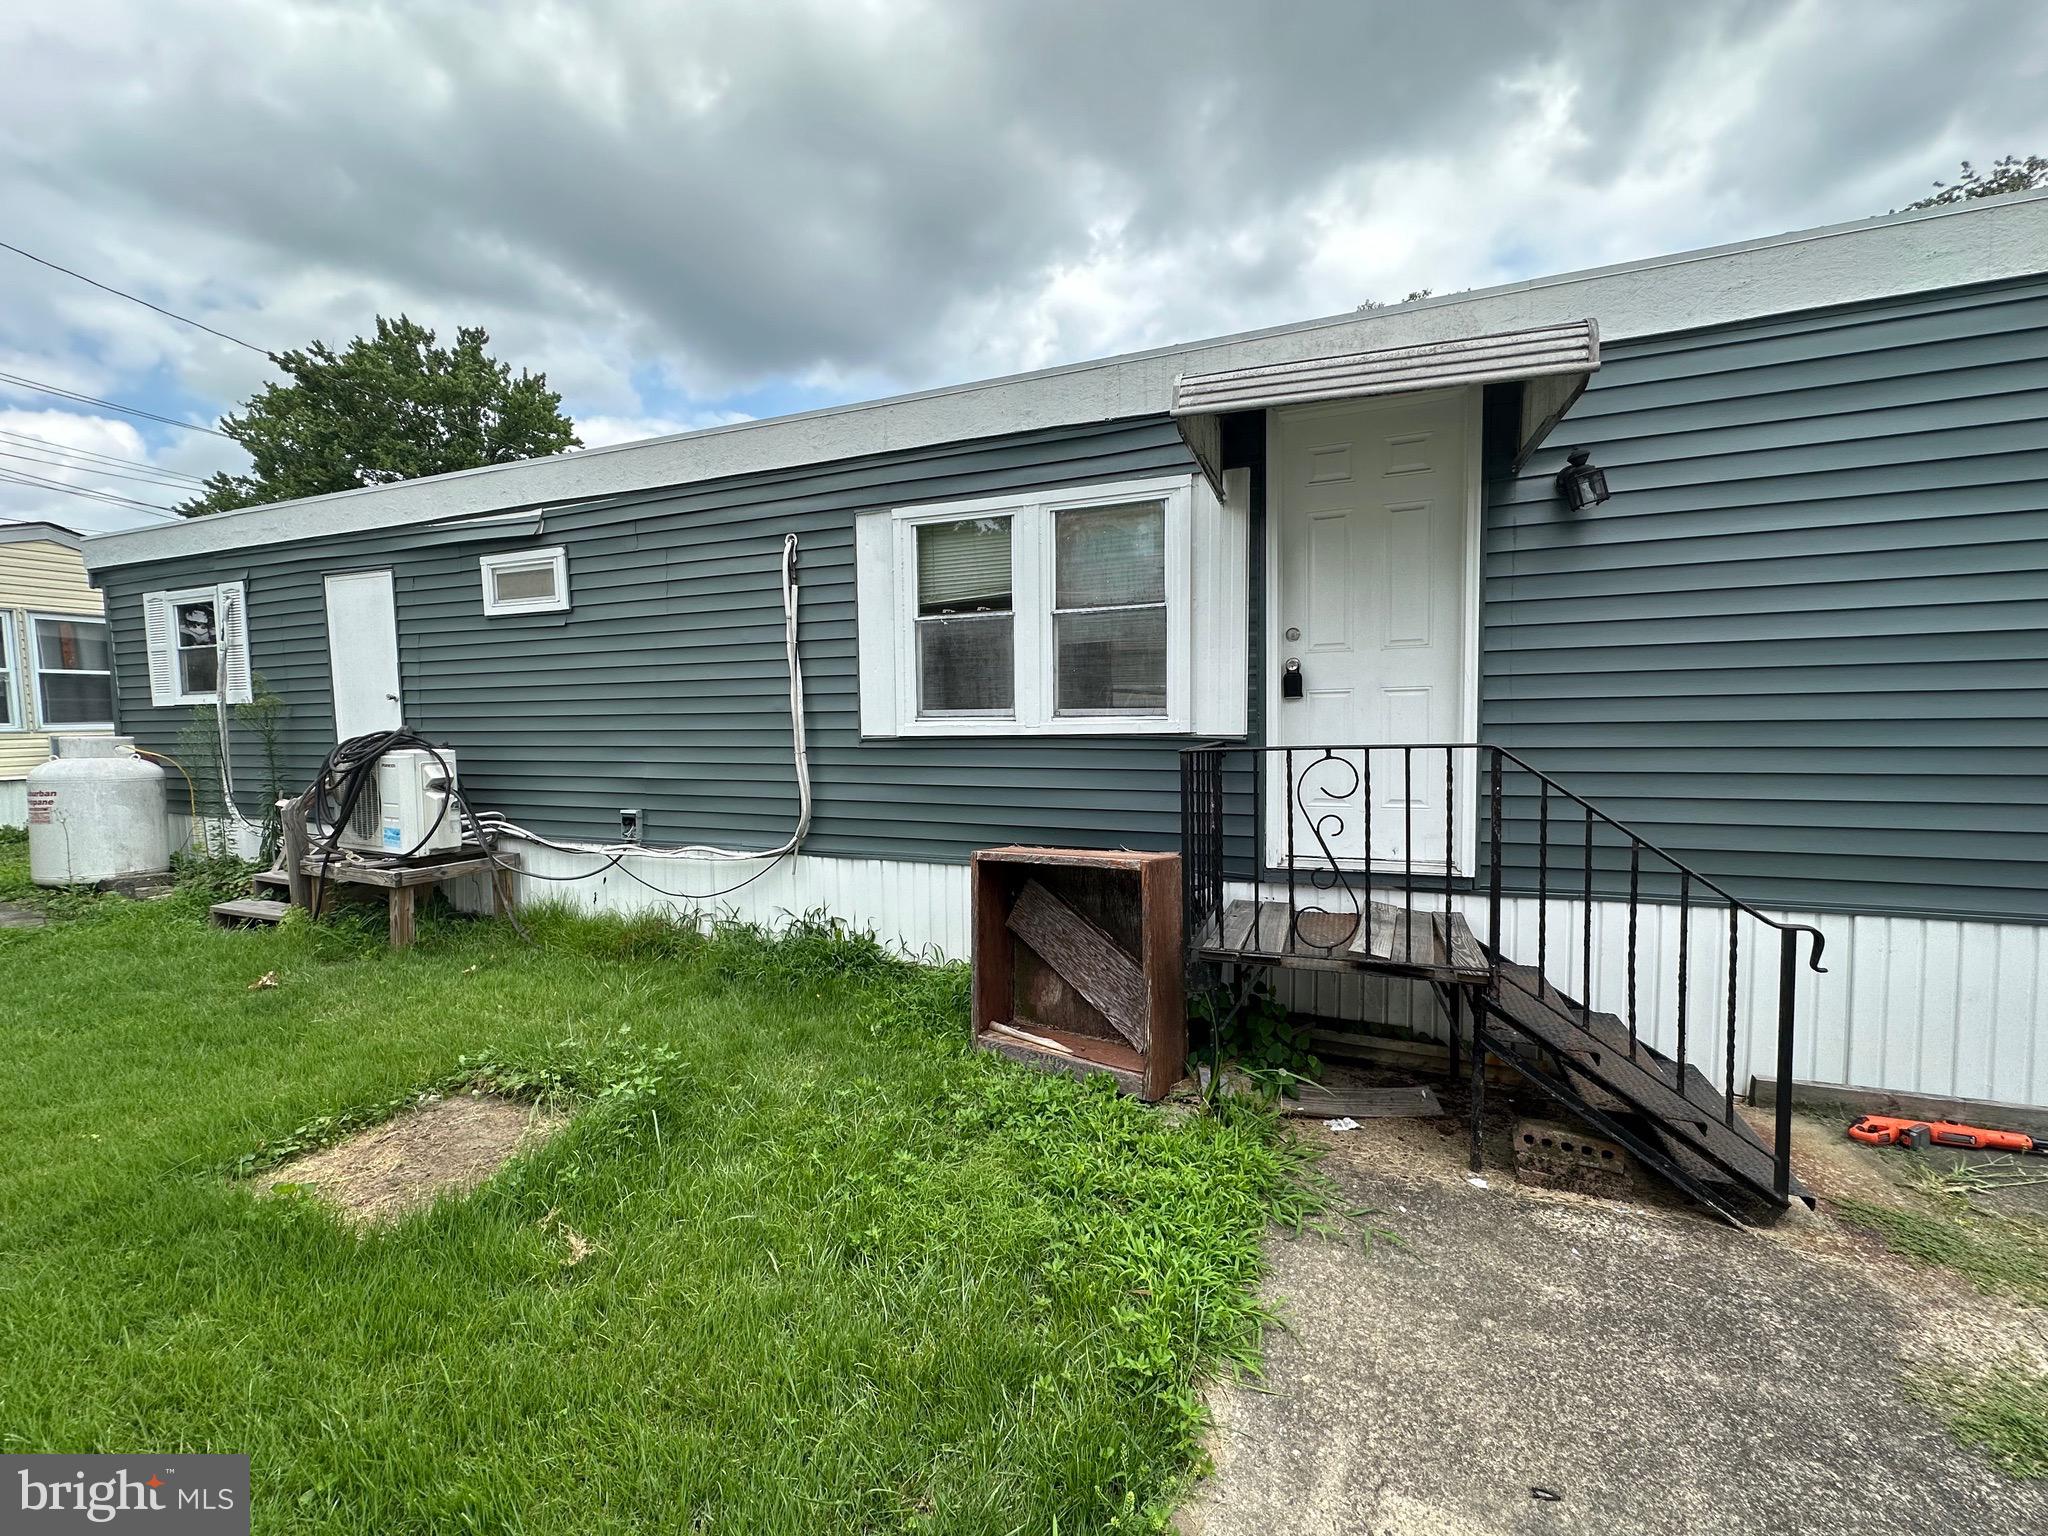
[1179,741,1828,1204]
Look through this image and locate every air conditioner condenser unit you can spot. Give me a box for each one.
[337,747,463,857]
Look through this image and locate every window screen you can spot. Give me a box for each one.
[32,616,114,726]
[174,599,219,697]
[1053,501,1167,716]
[916,518,1013,715]
[492,562,560,605]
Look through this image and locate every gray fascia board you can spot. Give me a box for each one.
[83,188,2048,573]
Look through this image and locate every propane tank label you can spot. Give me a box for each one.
[26,790,56,825]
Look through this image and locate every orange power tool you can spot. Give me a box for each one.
[1848,1114,2048,1154]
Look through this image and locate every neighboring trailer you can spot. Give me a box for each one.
[0,523,112,826]
[81,193,2048,1108]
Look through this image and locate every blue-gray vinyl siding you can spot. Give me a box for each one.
[94,275,2048,923]
[98,419,1211,861]
[1484,277,2048,921]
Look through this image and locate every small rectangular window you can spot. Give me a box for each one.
[1053,501,1167,716]
[30,614,115,728]
[915,518,1013,717]
[481,547,570,615]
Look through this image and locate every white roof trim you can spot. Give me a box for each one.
[1173,320,1598,417]
[1171,320,1598,490]
[83,188,2048,573]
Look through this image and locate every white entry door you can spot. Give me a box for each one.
[1267,390,1474,874]
[324,569,402,740]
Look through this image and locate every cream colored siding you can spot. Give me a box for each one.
[0,540,110,786]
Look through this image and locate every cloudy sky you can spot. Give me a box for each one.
[1,0,2043,533]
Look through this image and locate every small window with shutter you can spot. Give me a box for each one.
[142,582,251,707]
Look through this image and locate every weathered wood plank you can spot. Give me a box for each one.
[280,792,312,911]
[1006,880,1149,1051]
[1282,1081,1445,1120]
[296,849,497,888]
[1439,912,1488,976]
[210,898,292,927]
[388,886,417,950]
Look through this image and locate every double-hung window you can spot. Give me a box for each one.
[29,615,114,729]
[142,583,252,707]
[856,472,1247,737]
[914,517,1015,718]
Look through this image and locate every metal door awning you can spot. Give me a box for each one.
[1172,319,1599,491]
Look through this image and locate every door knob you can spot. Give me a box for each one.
[1282,658,1304,699]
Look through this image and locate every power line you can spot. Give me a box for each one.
[0,239,272,356]
[0,370,229,437]
[0,427,209,485]
[0,447,203,493]
[0,465,182,518]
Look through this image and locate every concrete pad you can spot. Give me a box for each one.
[1182,1121,2048,1536]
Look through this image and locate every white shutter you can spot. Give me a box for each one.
[1191,467,1250,736]
[142,591,179,706]
[854,510,899,737]
[215,581,252,705]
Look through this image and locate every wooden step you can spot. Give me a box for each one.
[210,898,292,928]
[250,870,292,897]
[1197,897,1488,980]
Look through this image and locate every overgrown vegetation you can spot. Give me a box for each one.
[0,845,1318,1533]
[1835,1189,2048,1477]
[1193,973,1322,1093]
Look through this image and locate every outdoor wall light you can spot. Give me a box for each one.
[1556,447,1611,511]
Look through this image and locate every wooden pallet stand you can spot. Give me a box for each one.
[970,847,1185,1101]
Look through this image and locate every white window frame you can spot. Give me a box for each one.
[0,613,22,733]
[144,583,251,708]
[27,611,115,732]
[884,474,1195,737]
[157,586,226,707]
[480,546,571,616]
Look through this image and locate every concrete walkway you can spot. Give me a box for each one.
[1181,1115,2048,1536]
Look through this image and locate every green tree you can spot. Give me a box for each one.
[178,315,579,517]
[1903,154,2048,209]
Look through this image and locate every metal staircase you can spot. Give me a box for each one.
[1181,742,1827,1225]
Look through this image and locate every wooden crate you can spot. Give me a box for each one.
[970,846,1185,1101]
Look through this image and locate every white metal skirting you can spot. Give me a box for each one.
[465,840,976,961]
[229,831,2043,1112]
[0,779,25,828]
[1225,883,2048,1110]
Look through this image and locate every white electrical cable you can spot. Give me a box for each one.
[472,533,811,862]
[213,644,263,836]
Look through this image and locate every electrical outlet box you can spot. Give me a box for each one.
[620,808,642,843]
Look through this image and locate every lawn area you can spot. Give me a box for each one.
[0,835,1316,1533]
[1834,1187,2048,1478]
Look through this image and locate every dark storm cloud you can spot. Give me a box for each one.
[0,0,2044,530]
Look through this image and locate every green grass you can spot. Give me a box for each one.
[1834,1191,2048,1478]
[0,847,1319,1533]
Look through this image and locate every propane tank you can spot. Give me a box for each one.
[27,736,171,887]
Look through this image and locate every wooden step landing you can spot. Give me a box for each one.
[1200,898,1489,980]
[209,898,292,929]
